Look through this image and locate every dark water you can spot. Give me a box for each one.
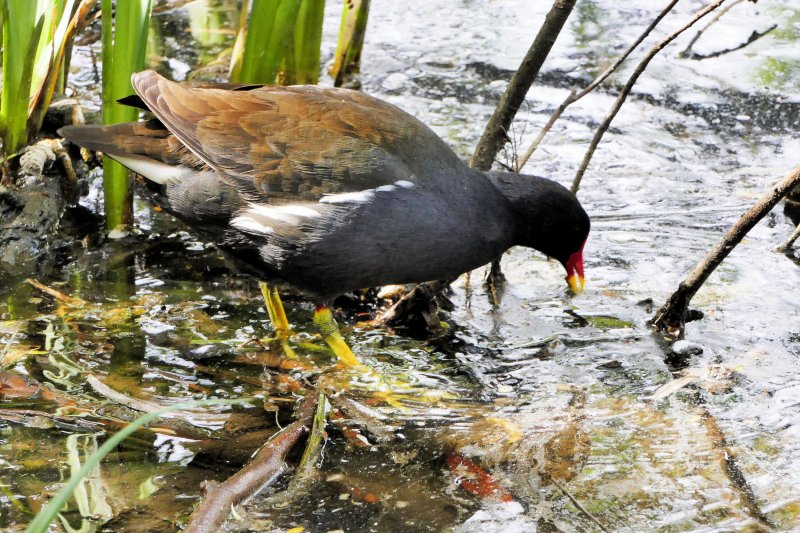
[2,0,800,531]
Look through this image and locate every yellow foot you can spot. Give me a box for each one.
[259,282,297,358]
[313,305,362,367]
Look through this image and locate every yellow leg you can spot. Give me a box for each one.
[259,282,296,358]
[313,305,360,367]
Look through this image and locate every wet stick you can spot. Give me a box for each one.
[777,222,800,252]
[570,0,728,194]
[650,163,800,336]
[184,393,318,533]
[469,0,577,172]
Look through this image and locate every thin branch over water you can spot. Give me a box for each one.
[516,0,680,172]
[570,0,728,194]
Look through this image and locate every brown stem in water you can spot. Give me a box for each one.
[650,164,800,337]
[469,0,577,171]
[184,393,318,533]
[697,400,775,528]
[516,0,680,172]
[570,0,728,194]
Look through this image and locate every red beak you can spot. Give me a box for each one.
[564,242,585,294]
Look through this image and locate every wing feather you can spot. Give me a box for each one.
[131,70,466,203]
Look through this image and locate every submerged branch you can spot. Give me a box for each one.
[697,401,775,528]
[184,393,318,533]
[650,164,800,337]
[516,0,680,171]
[570,0,728,194]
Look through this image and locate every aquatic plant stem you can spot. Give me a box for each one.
[515,0,680,172]
[549,476,611,533]
[330,0,371,87]
[100,0,152,231]
[570,0,728,194]
[184,393,318,533]
[650,163,800,336]
[469,0,577,172]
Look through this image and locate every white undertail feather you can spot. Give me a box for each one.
[230,215,274,235]
[113,155,195,185]
[232,180,416,236]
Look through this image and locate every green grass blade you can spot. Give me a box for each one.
[294,0,325,84]
[229,0,252,81]
[0,1,43,155]
[24,398,250,533]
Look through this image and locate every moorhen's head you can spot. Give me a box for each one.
[486,171,590,293]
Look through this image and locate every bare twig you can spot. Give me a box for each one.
[516,0,680,171]
[678,0,745,57]
[469,0,577,171]
[650,164,800,336]
[184,393,318,533]
[777,222,800,252]
[686,24,777,60]
[570,0,728,194]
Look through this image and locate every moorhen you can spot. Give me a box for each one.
[60,70,590,366]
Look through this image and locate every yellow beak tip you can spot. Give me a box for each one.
[568,274,585,294]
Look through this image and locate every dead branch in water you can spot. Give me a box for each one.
[683,25,777,60]
[184,393,318,533]
[516,0,680,172]
[570,0,728,194]
[650,164,800,337]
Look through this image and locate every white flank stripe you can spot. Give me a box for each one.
[319,190,375,204]
[245,203,322,225]
[231,215,274,235]
[395,180,414,188]
[113,155,193,185]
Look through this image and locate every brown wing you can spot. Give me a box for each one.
[131,70,465,202]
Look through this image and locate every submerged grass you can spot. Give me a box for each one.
[24,398,250,533]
